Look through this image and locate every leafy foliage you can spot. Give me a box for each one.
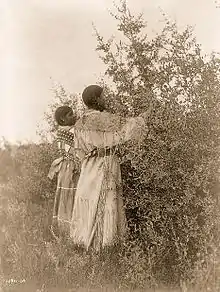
[93,1,220,287]
[1,1,220,291]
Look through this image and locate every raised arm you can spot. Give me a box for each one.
[99,110,151,145]
[119,106,153,142]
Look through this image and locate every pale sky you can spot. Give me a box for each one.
[0,0,220,143]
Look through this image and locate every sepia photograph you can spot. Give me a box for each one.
[0,0,220,291]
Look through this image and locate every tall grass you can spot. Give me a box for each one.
[0,142,219,291]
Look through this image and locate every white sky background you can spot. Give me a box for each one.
[0,0,220,143]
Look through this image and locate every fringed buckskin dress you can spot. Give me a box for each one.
[70,109,145,251]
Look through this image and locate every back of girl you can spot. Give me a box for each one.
[48,106,80,238]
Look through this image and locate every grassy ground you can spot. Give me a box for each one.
[2,280,183,292]
[0,182,219,292]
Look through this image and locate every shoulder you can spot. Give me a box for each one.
[56,126,75,144]
[75,110,126,132]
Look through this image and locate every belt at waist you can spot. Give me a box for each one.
[87,145,118,159]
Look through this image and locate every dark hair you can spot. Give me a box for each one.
[54,106,73,126]
[82,85,103,110]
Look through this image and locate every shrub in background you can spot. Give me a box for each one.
[1,1,220,291]
[0,143,56,281]
[94,1,220,288]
